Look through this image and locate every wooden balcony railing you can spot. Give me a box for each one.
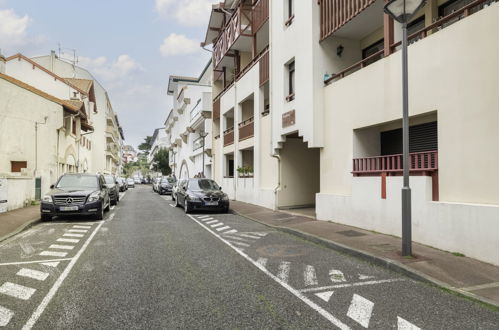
[259,49,269,86]
[253,0,269,33]
[213,98,220,120]
[223,127,234,146]
[325,0,496,85]
[238,117,254,141]
[352,151,438,176]
[319,0,377,41]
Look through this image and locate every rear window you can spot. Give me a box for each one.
[56,175,99,189]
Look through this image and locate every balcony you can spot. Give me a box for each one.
[238,117,254,141]
[190,92,212,122]
[213,98,220,121]
[352,151,438,176]
[259,49,269,86]
[253,0,269,33]
[223,127,234,147]
[193,136,204,152]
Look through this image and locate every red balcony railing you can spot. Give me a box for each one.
[253,0,269,33]
[223,127,234,146]
[238,117,254,141]
[213,98,220,120]
[319,0,377,41]
[259,49,269,86]
[352,151,438,176]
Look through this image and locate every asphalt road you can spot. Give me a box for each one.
[0,184,498,329]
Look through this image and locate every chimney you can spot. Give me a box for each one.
[0,52,6,74]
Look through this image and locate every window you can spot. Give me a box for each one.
[11,161,27,173]
[285,0,294,26]
[72,119,77,135]
[362,39,384,66]
[286,61,295,101]
[408,16,426,43]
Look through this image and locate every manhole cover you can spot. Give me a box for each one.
[256,244,306,257]
[336,230,367,237]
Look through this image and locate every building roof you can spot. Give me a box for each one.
[6,53,89,96]
[166,59,212,95]
[64,78,93,93]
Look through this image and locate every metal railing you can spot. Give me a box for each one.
[192,136,204,151]
[352,150,438,176]
[238,117,254,141]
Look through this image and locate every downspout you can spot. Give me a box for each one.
[272,154,281,211]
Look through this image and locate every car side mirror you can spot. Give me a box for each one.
[50,184,55,189]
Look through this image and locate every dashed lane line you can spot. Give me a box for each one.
[22,220,104,330]
[186,214,351,329]
[0,305,14,326]
[39,251,67,258]
[16,268,49,281]
[0,282,36,300]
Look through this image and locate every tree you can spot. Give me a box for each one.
[138,136,153,155]
[152,148,171,175]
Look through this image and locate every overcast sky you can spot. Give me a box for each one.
[0,0,215,148]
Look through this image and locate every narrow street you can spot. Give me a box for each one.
[0,185,498,329]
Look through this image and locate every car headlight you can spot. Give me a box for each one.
[222,194,229,201]
[42,195,52,203]
[87,191,100,203]
[188,195,201,202]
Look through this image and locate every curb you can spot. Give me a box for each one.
[232,208,499,311]
[0,217,41,243]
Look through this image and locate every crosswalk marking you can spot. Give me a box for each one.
[238,233,261,240]
[72,225,91,229]
[347,294,374,328]
[245,232,268,237]
[197,215,210,219]
[202,217,215,221]
[39,251,67,257]
[205,220,218,224]
[256,257,268,267]
[0,282,36,300]
[40,261,60,267]
[329,269,347,283]
[216,226,231,232]
[0,305,14,327]
[57,238,79,243]
[49,244,74,250]
[67,229,88,233]
[397,317,421,330]
[16,268,49,281]
[277,261,291,283]
[304,265,318,286]
[210,223,224,228]
[63,233,84,238]
[223,235,249,242]
[223,229,238,235]
[315,291,334,302]
[226,240,250,247]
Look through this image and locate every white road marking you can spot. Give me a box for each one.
[63,233,84,238]
[397,316,421,330]
[304,265,318,286]
[226,240,250,247]
[72,225,91,229]
[169,204,175,208]
[67,229,88,233]
[277,261,291,283]
[205,220,218,224]
[299,279,404,293]
[223,229,238,235]
[0,259,72,267]
[22,221,104,330]
[108,213,115,220]
[0,282,36,300]
[186,214,351,329]
[238,233,261,240]
[347,294,374,328]
[315,291,334,302]
[197,215,210,219]
[49,244,74,250]
[330,269,347,283]
[245,232,268,237]
[57,238,79,243]
[0,305,14,327]
[223,235,249,242]
[17,268,49,281]
[358,274,375,280]
[210,223,224,228]
[40,262,60,267]
[256,257,268,267]
[110,206,115,210]
[39,251,67,257]
[216,226,231,232]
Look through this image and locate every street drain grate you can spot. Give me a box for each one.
[336,230,367,237]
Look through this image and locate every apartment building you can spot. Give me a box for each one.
[204,0,277,209]
[148,128,169,166]
[0,55,93,210]
[164,61,213,179]
[206,0,499,265]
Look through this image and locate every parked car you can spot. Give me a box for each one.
[158,177,176,195]
[103,174,120,205]
[171,179,187,201]
[175,178,229,213]
[126,178,135,188]
[117,177,127,192]
[134,178,141,184]
[40,173,111,220]
[152,177,161,192]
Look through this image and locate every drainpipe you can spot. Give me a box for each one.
[272,154,281,211]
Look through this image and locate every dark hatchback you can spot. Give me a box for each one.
[40,173,111,220]
[175,178,229,213]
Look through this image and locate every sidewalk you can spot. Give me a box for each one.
[230,200,499,310]
[0,205,40,242]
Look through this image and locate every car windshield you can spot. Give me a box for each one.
[104,176,115,184]
[189,179,220,191]
[56,175,99,189]
[161,178,175,184]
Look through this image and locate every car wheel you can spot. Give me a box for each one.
[111,198,116,206]
[95,207,104,220]
[184,200,191,214]
[41,214,52,221]
[104,200,110,212]
[175,196,180,208]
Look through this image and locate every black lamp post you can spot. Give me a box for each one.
[199,131,208,178]
[384,0,426,257]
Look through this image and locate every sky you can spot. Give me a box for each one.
[0,0,216,149]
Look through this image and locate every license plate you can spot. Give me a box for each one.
[60,206,78,211]
[205,202,218,206]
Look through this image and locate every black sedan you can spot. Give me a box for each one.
[175,178,229,213]
[40,173,111,220]
[158,177,176,195]
[103,174,120,205]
